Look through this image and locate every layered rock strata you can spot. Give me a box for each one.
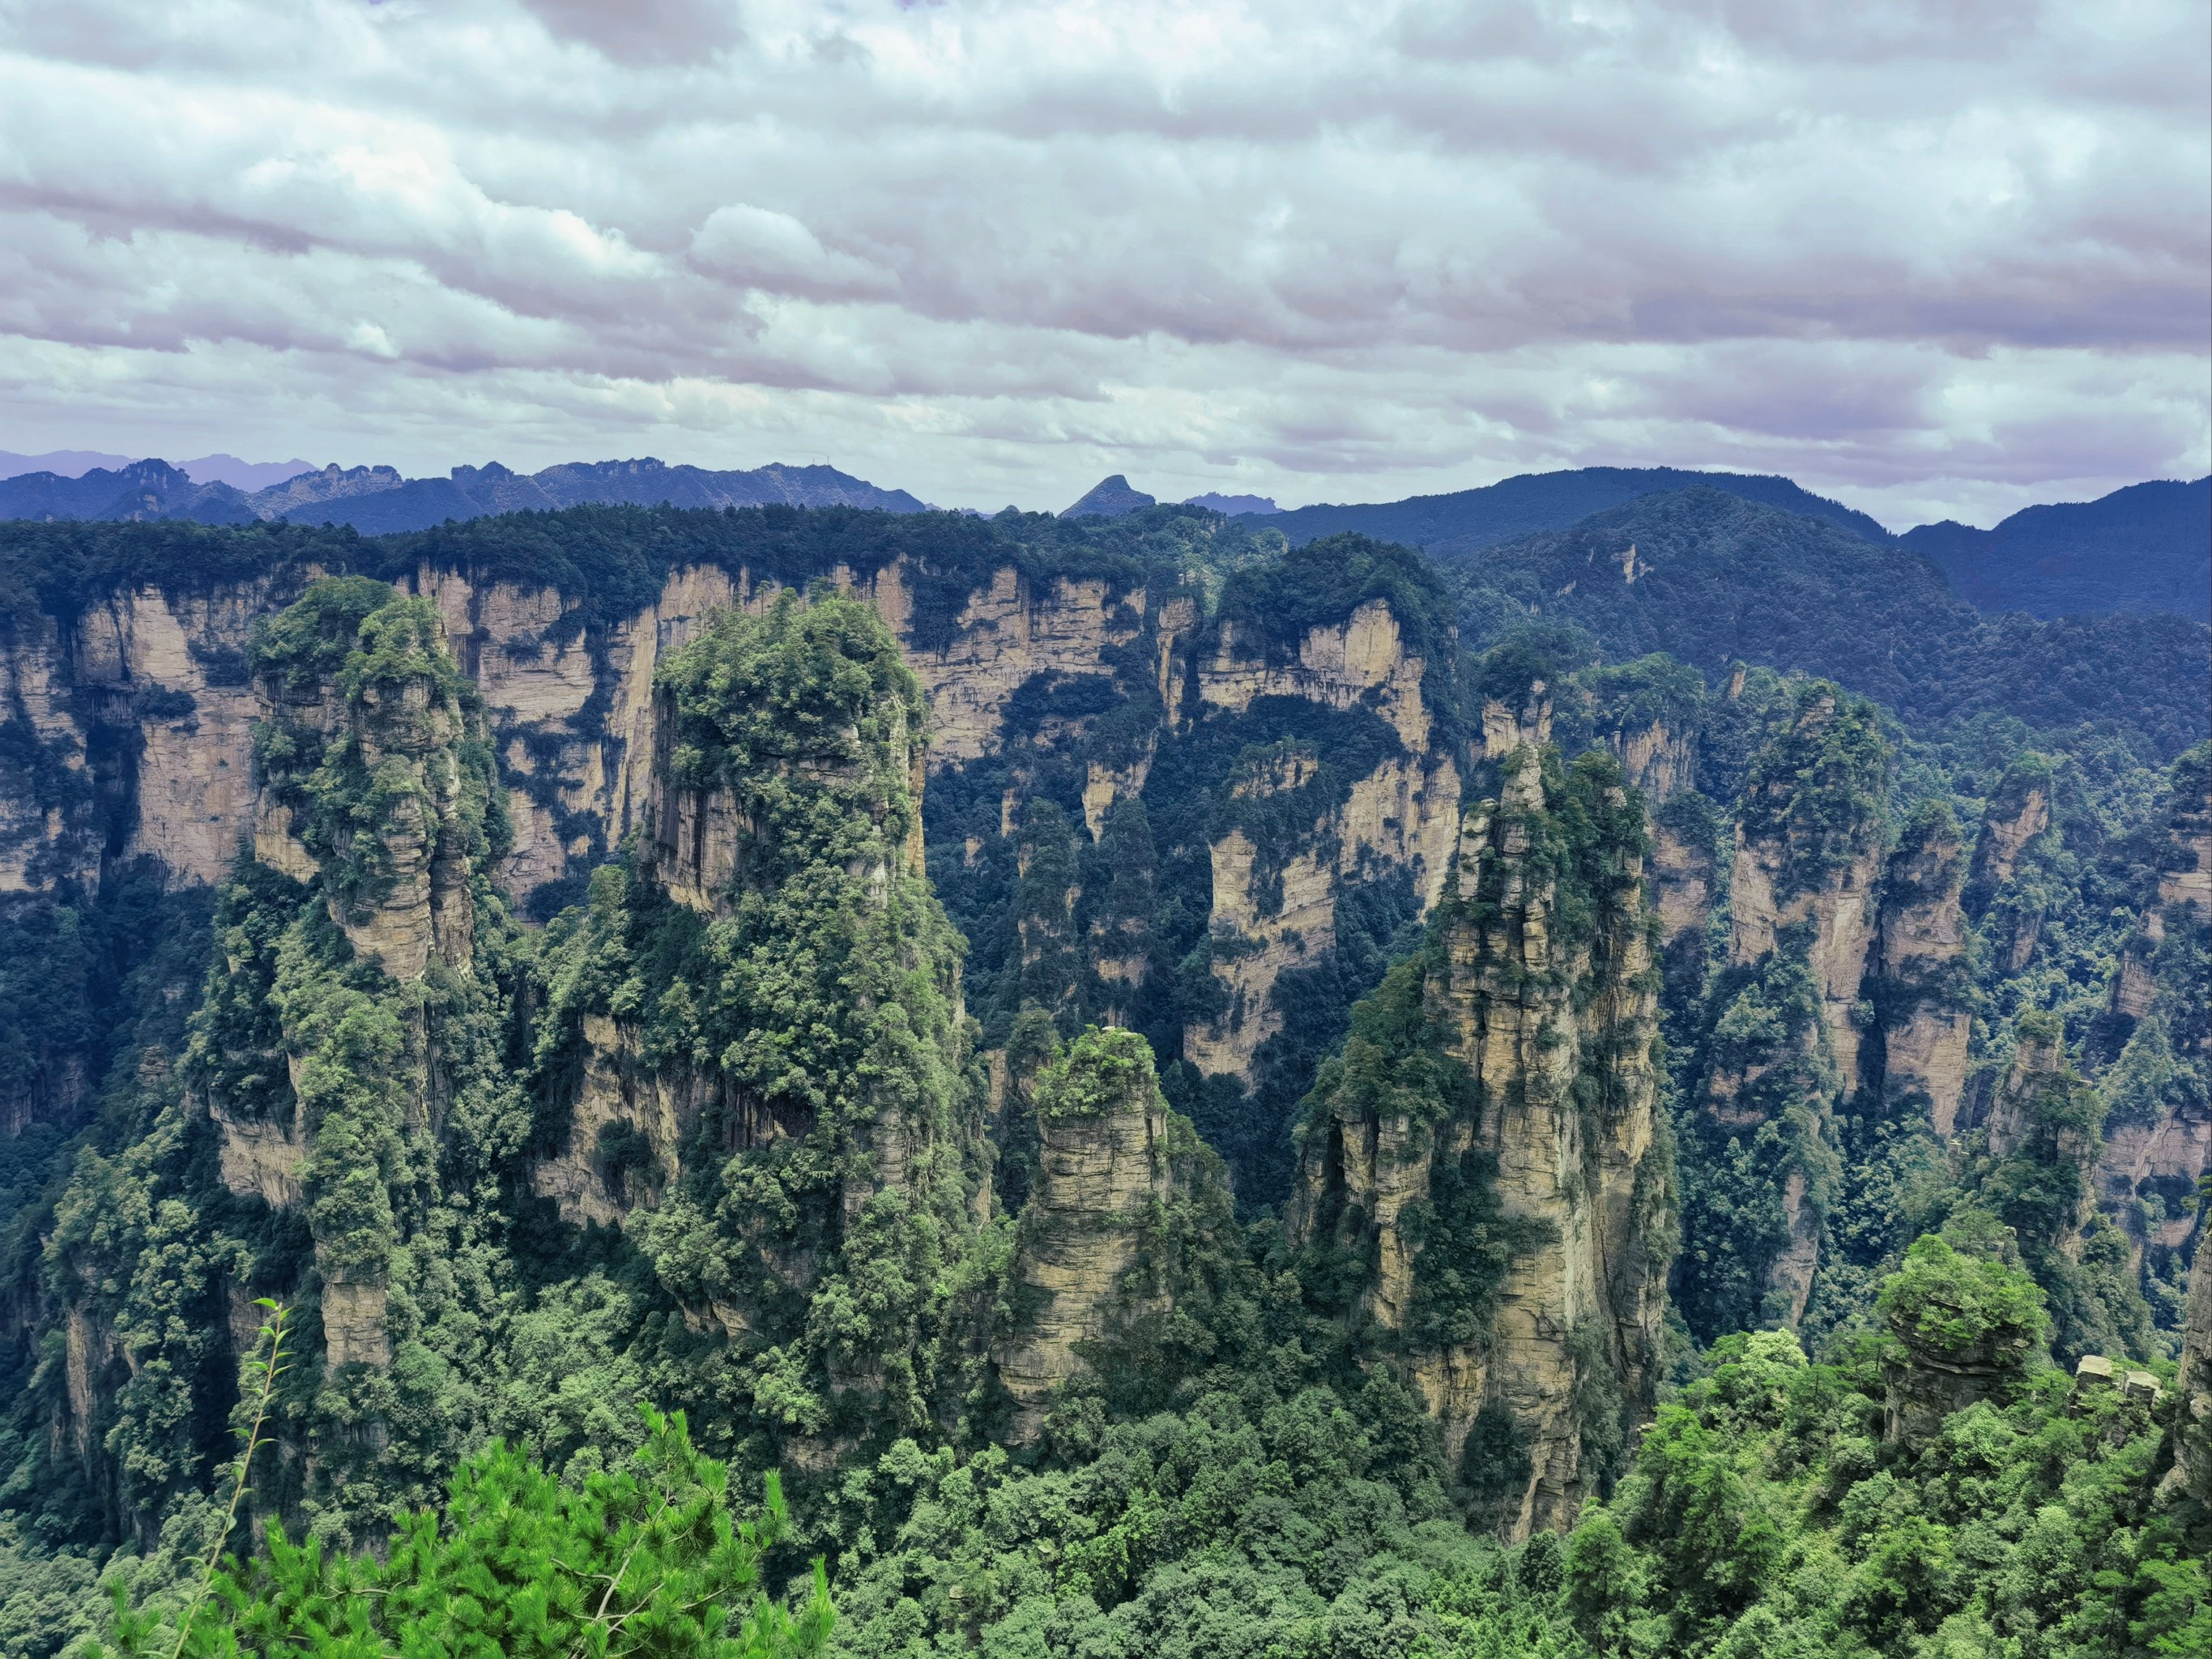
[202,579,505,1380]
[2093,744,2212,1264]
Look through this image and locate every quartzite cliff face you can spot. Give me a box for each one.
[0,530,1467,1197]
[1723,689,1890,1100]
[1869,805,1973,1137]
[1288,694,1673,1539]
[990,1028,1234,1441]
[526,591,985,1461]
[217,582,505,1375]
[2093,744,2212,1273]
[1180,600,1463,1081]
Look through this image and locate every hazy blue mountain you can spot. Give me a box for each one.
[1185,491,1278,514]
[0,450,311,488]
[1901,476,2209,621]
[272,457,927,532]
[1446,486,2208,752]
[0,454,927,530]
[249,463,407,518]
[1062,474,1157,517]
[0,447,134,479]
[178,454,315,491]
[0,458,256,523]
[1251,465,1893,555]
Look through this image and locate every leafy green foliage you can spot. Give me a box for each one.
[1736,682,1892,902]
[1876,1235,2049,1359]
[1030,1027,1155,1120]
[1575,1311,2208,1658]
[92,1407,830,1659]
[0,490,2206,1659]
[532,589,981,1458]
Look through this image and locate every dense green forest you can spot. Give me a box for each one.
[0,493,2205,1657]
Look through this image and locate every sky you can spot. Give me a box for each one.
[0,0,2206,527]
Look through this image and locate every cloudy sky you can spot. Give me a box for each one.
[0,0,2206,526]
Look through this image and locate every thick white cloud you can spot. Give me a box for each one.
[0,0,2202,525]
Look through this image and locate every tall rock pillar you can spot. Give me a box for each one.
[1289,708,1673,1538]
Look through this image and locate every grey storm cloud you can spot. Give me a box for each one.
[0,0,2203,526]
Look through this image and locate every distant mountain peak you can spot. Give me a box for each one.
[179,454,315,492]
[1063,475,1156,518]
[1259,465,1893,561]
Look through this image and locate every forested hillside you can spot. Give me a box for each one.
[0,491,2205,1657]
[1251,466,1894,553]
[1904,478,2211,624]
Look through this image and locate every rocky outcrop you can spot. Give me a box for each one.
[527,591,982,1451]
[255,595,483,983]
[2096,1104,2212,1260]
[1650,821,1714,953]
[1882,1320,2035,1447]
[531,1011,693,1230]
[1872,806,1972,1135]
[1288,714,1670,1539]
[1878,1236,2045,1449]
[1966,756,2060,975]
[2093,744,2212,1268]
[993,1029,1175,1440]
[196,580,508,1390]
[1183,602,1463,1078]
[0,551,1173,915]
[1987,1019,2088,1167]
[1681,686,1888,1331]
[1611,718,1696,804]
[1967,761,2052,906]
[1725,691,1890,1097]
[0,539,1457,1168]
[2154,750,2212,919]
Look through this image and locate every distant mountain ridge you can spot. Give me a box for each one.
[0,458,263,525]
[1901,477,2210,623]
[0,454,927,531]
[1242,464,2208,622]
[1441,485,2208,753]
[0,450,313,490]
[1248,465,1894,554]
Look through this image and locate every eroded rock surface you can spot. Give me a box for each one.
[993,1030,1177,1441]
[1288,710,1671,1540]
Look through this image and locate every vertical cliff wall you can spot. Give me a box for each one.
[2091,743,2212,1287]
[1287,709,1672,1538]
[0,522,1478,1239]
[528,589,984,1463]
[990,1027,1238,1442]
[23,575,522,1534]
[1674,684,1889,1335]
[2174,1236,2212,1504]
[1869,803,1972,1136]
[1724,687,1890,1098]
[1178,606,1464,1079]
